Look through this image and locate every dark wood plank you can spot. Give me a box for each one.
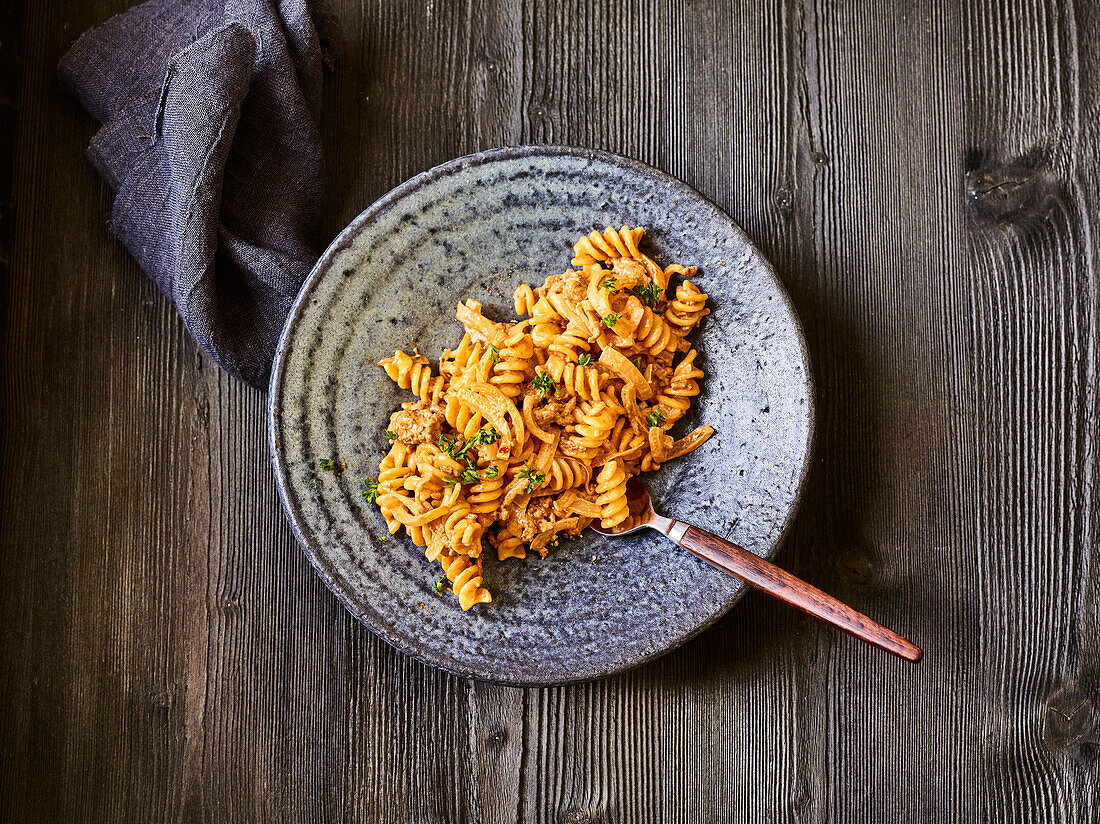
[961,1,1100,817]
[2,0,1098,822]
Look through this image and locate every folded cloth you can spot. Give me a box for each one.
[60,0,342,388]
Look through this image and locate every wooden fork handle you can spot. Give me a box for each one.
[674,524,922,662]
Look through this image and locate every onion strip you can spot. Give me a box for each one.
[456,300,506,345]
[598,347,654,400]
[666,425,715,461]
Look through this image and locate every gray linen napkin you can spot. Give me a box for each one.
[59,0,342,388]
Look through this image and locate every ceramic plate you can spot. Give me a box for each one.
[269,146,814,685]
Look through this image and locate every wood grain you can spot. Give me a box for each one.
[2,0,1098,821]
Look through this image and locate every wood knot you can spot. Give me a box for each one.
[834,547,875,585]
[147,689,173,710]
[965,150,1057,225]
[561,807,595,823]
[1043,687,1097,754]
[774,188,794,213]
[480,50,504,70]
[221,595,243,613]
[485,724,508,749]
[792,775,813,811]
[528,100,557,122]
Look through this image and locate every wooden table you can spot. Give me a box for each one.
[4,1,1099,820]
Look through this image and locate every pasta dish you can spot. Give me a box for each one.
[374,226,713,609]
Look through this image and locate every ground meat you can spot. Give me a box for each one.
[519,497,554,541]
[610,258,646,290]
[390,400,444,446]
[668,374,698,393]
[545,270,588,302]
[533,395,576,426]
[559,437,590,458]
[649,362,673,385]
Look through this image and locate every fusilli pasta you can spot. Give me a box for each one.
[372,226,714,610]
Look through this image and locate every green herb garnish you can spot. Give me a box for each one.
[532,370,558,396]
[433,575,448,594]
[472,426,500,445]
[438,428,500,463]
[437,433,468,460]
[489,343,501,364]
[436,432,458,455]
[451,439,475,461]
[600,277,617,290]
[442,476,459,487]
[601,312,622,328]
[374,535,389,544]
[517,463,547,493]
[362,479,381,505]
[645,408,666,428]
[484,465,500,479]
[384,429,397,441]
[460,465,482,485]
[631,282,662,308]
[577,353,592,366]
[318,458,335,471]
[634,356,645,371]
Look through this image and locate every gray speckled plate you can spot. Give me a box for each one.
[269,146,814,685]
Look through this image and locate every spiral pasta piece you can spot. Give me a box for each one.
[531,294,565,323]
[513,283,538,316]
[544,291,591,330]
[634,308,676,356]
[544,455,591,492]
[594,459,629,528]
[663,263,696,280]
[378,442,413,489]
[436,550,492,610]
[493,527,525,561]
[379,350,443,401]
[468,460,507,520]
[444,395,486,439]
[572,225,645,266]
[442,335,492,382]
[547,324,591,361]
[445,510,484,556]
[529,315,562,348]
[607,416,636,453]
[546,357,602,402]
[598,387,629,415]
[665,281,710,335]
[380,492,445,547]
[656,349,704,425]
[490,327,534,399]
[569,402,617,455]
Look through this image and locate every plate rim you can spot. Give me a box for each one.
[268,144,817,686]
